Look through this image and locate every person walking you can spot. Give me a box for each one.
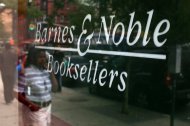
[0,42,17,104]
[14,47,58,126]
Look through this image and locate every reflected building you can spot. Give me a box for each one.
[18,0,77,43]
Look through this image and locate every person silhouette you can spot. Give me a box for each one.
[0,42,17,104]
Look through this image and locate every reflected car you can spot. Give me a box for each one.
[89,45,190,111]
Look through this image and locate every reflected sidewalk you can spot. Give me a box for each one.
[52,86,190,126]
[0,71,70,126]
[0,71,189,126]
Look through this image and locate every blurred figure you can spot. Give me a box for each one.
[53,43,64,92]
[0,42,17,104]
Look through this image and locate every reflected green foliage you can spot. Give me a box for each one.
[112,0,190,45]
[88,0,190,45]
[47,0,78,26]
[68,4,95,35]
[27,6,44,19]
[54,0,65,9]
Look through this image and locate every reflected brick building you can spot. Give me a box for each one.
[18,0,77,42]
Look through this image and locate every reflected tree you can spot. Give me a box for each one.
[84,0,190,113]
[110,0,190,45]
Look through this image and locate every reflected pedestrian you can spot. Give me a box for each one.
[53,43,64,92]
[0,42,17,104]
[14,47,58,126]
